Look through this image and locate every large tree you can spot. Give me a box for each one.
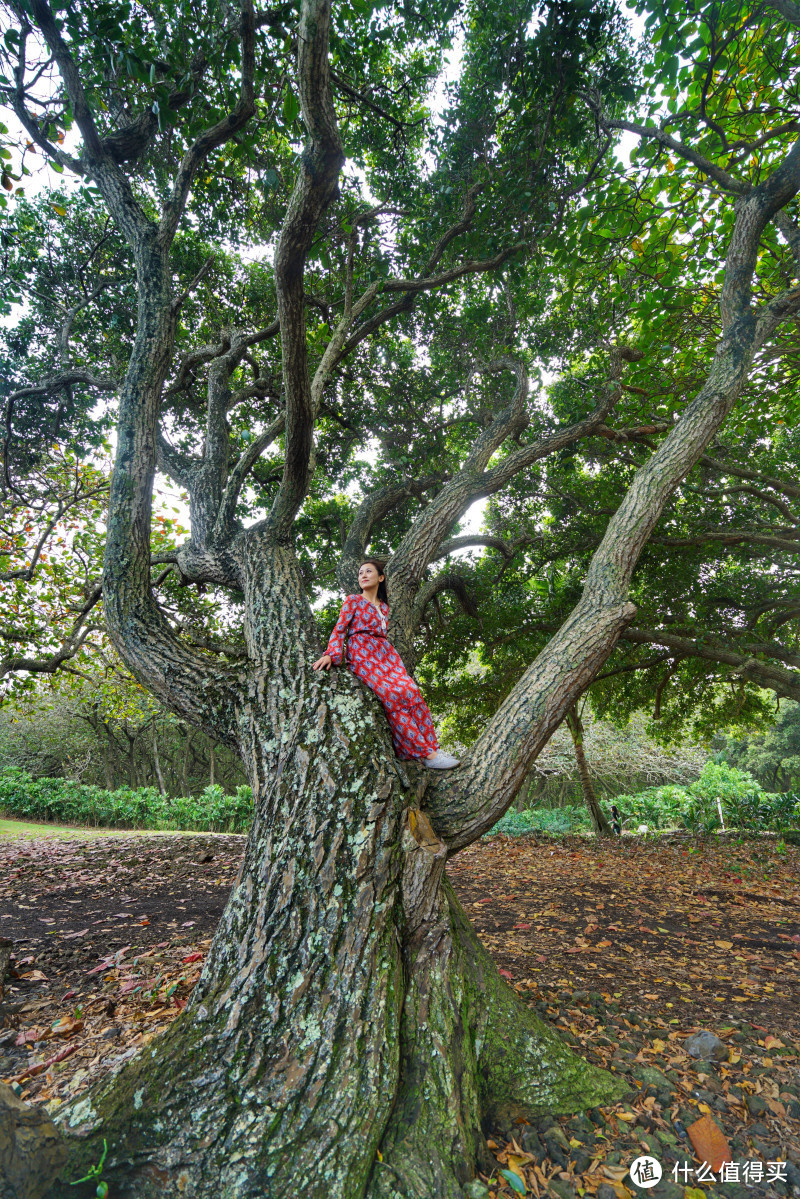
[2,0,800,1194]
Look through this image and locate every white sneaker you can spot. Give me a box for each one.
[423,751,460,769]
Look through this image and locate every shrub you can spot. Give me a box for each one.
[486,805,592,838]
[0,769,253,833]
[487,760,800,840]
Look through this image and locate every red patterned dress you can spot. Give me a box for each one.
[325,594,439,760]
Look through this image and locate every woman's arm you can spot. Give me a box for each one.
[313,596,356,669]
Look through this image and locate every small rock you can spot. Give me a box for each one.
[649,1183,683,1199]
[588,1107,605,1126]
[787,1099,800,1119]
[632,1065,675,1092]
[749,1120,770,1137]
[520,1128,544,1157]
[464,1182,490,1199]
[0,1082,68,1199]
[684,1030,729,1061]
[745,1094,767,1117]
[596,1187,618,1199]
[542,1125,570,1152]
[571,1151,591,1174]
[547,1181,575,1199]
[785,1162,800,1189]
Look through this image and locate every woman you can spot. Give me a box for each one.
[312,560,459,769]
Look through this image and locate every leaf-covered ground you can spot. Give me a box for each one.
[0,821,798,1199]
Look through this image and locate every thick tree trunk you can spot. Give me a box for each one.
[46,566,622,1199]
[565,706,612,837]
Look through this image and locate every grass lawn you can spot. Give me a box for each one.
[0,816,225,840]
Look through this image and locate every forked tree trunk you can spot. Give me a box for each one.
[48,567,623,1199]
[566,706,612,838]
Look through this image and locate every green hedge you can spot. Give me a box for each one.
[614,762,800,835]
[0,770,253,832]
[487,762,800,838]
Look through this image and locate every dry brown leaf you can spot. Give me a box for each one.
[687,1114,732,1172]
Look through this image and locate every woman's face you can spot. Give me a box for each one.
[358,563,384,592]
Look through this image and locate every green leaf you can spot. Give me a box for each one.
[500,1169,526,1194]
[282,89,299,125]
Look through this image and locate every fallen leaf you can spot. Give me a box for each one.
[687,1114,731,1172]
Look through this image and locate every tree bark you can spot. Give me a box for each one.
[565,706,612,837]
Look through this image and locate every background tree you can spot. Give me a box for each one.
[2,0,800,1196]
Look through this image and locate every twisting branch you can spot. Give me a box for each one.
[336,475,443,593]
[423,137,800,852]
[588,109,749,197]
[389,351,631,590]
[8,370,118,403]
[433,534,533,561]
[266,0,345,541]
[412,573,480,627]
[213,412,287,537]
[620,626,800,704]
[388,358,530,586]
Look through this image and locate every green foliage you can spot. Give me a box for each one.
[614,762,800,835]
[486,804,592,837]
[719,702,800,793]
[488,762,800,839]
[0,770,253,832]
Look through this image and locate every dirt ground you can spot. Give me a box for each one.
[1,822,798,1198]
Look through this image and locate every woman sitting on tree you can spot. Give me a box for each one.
[312,559,459,769]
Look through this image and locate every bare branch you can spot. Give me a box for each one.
[172,254,216,313]
[699,453,800,499]
[336,475,443,593]
[652,529,799,553]
[8,370,118,403]
[594,112,749,197]
[213,412,286,536]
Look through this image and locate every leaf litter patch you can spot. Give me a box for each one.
[0,831,241,1110]
[449,833,800,1198]
[0,828,798,1197]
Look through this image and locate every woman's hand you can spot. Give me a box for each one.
[312,654,333,671]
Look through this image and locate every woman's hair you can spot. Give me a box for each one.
[359,558,388,604]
